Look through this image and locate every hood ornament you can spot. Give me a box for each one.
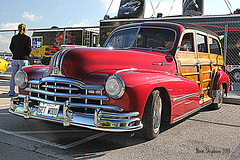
[50,51,65,77]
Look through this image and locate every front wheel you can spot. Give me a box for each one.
[141,90,162,140]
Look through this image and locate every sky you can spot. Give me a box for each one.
[0,0,239,52]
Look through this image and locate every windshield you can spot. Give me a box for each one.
[105,27,176,52]
[105,28,138,48]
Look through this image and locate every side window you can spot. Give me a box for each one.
[209,37,221,55]
[180,33,195,52]
[196,34,208,53]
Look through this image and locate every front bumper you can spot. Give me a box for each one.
[9,95,143,132]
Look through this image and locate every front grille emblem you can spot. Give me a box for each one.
[54,67,59,75]
[51,66,64,77]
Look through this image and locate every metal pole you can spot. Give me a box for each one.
[105,0,114,16]
[82,29,84,46]
[224,22,228,64]
[63,29,66,44]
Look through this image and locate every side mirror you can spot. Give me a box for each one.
[165,54,173,62]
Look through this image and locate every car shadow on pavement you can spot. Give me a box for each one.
[48,121,178,159]
[0,98,224,159]
[1,104,227,159]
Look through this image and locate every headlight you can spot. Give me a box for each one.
[15,69,28,89]
[105,74,125,99]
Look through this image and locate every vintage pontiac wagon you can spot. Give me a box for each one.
[10,22,230,139]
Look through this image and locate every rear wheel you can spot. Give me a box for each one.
[209,84,224,110]
[141,90,162,140]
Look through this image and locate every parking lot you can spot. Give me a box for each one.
[0,78,239,160]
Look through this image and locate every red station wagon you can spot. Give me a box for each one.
[10,22,230,139]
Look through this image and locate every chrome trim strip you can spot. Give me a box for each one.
[41,85,79,91]
[172,92,199,103]
[115,68,137,75]
[59,48,70,75]
[25,88,109,100]
[18,94,122,112]
[35,77,104,90]
[55,51,63,69]
[28,80,40,85]
[152,62,171,66]
[100,111,139,118]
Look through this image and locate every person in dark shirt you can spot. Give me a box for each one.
[9,23,32,96]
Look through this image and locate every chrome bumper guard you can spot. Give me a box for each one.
[10,95,143,132]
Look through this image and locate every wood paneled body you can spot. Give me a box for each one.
[176,30,224,104]
[176,51,199,83]
[198,53,212,98]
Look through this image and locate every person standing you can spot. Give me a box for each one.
[9,23,31,96]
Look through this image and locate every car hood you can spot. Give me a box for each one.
[49,47,176,80]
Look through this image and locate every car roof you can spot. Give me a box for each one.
[113,21,219,38]
[174,21,219,37]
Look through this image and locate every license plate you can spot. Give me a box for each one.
[37,103,60,118]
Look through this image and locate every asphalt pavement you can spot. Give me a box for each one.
[0,73,239,160]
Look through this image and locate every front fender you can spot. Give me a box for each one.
[109,70,200,119]
[19,65,49,94]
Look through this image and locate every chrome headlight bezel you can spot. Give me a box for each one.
[15,69,28,89]
[105,74,125,99]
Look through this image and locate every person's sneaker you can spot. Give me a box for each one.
[8,93,14,96]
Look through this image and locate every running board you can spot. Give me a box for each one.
[172,100,212,123]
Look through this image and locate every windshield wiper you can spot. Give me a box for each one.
[130,47,168,54]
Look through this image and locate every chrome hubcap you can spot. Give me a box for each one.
[153,94,162,134]
[218,85,223,106]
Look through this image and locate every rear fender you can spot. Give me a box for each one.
[210,68,230,96]
[218,69,230,94]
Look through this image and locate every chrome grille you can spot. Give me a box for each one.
[39,81,88,103]
[25,76,122,114]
